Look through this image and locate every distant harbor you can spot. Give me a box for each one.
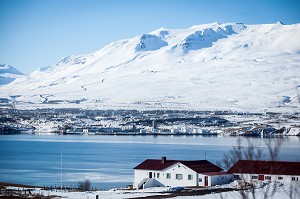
[1,108,299,136]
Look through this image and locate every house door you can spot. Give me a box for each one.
[149,172,152,178]
[204,176,208,186]
[258,175,264,181]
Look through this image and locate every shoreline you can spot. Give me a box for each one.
[0,182,42,189]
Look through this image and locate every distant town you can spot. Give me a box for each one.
[1,106,299,136]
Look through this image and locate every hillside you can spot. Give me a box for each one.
[0,63,24,85]
[1,22,300,112]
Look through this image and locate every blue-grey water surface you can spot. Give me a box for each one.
[0,135,299,190]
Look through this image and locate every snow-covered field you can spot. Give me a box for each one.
[173,182,299,199]
[5,187,171,199]
[4,181,299,199]
[1,22,300,113]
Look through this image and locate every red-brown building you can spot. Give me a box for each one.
[228,160,300,182]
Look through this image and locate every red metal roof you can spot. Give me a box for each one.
[134,159,222,173]
[202,171,231,176]
[228,160,300,176]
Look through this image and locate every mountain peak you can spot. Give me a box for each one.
[276,21,285,25]
[0,63,23,75]
[0,63,24,85]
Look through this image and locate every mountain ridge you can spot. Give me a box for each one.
[0,63,24,85]
[1,22,300,112]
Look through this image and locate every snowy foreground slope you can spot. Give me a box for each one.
[1,22,300,112]
[7,182,299,199]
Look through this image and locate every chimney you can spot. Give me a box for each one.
[161,156,167,164]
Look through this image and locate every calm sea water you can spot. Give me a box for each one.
[0,135,299,190]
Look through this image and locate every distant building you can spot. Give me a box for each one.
[133,157,233,189]
[132,123,136,131]
[83,128,89,134]
[170,127,180,134]
[228,160,300,183]
[152,120,157,129]
[193,128,210,134]
[139,129,147,134]
[287,126,300,136]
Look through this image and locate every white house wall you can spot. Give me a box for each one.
[134,170,149,189]
[234,173,300,183]
[197,174,233,186]
[197,174,206,186]
[134,163,198,189]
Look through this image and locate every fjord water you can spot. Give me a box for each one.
[0,135,299,190]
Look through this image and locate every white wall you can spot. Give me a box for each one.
[134,170,149,189]
[134,162,198,189]
[233,173,300,183]
[198,174,206,186]
[197,174,233,186]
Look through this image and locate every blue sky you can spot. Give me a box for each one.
[1,0,300,74]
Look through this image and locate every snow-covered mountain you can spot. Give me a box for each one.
[1,22,300,112]
[0,63,24,85]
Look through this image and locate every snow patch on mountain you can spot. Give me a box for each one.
[56,53,87,66]
[174,24,247,52]
[135,34,168,52]
[176,29,227,52]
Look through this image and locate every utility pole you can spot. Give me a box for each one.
[61,153,62,191]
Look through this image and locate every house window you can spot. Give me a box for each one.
[265,176,271,180]
[176,174,183,180]
[278,176,283,180]
[292,177,298,181]
[153,173,156,178]
[188,175,193,180]
[234,175,241,180]
[251,175,258,180]
[157,173,160,178]
[166,173,171,179]
[149,172,152,178]
[199,178,202,182]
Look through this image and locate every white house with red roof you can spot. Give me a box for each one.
[228,160,300,183]
[133,157,233,189]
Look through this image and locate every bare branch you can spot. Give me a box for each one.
[264,138,283,161]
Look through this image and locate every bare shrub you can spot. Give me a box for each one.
[285,182,299,199]
[216,137,264,170]
[77,179,91,191]
[217,137,284,199]
[264,138,283,161]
